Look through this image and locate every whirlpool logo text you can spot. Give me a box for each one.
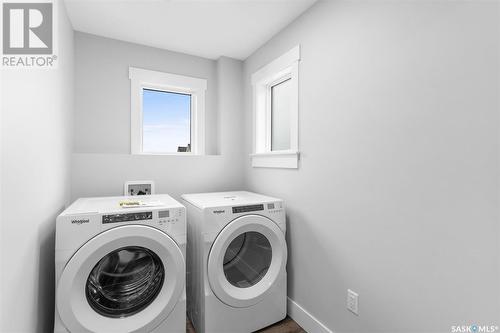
[71,219,89,225]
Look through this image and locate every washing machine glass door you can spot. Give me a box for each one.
[56,225,184,333]
[208,214,287,308]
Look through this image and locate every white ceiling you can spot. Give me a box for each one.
[64,0,317,60]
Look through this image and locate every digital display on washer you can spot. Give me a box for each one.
[232,204,264,214]
[102,212,153,224]
[158,210,170,218]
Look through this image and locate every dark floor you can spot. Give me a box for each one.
[255,317,306,333]
[186,316,306,333]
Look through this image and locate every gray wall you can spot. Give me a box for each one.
[74,32,218,155]
[72,33,245,200]
[243,1,500,332]
[0,1,74,332]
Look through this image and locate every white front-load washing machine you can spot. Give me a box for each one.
[181,191,287,333]
[54,195,186,333]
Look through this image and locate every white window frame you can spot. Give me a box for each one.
[129,67,207,155]
[250,45,300,168]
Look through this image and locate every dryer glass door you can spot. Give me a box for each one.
[208,214,287,308]
[223,231,272,288]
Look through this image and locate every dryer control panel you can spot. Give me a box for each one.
[232,204,264,214]
[266,202,284,214]
[230,202,284,215]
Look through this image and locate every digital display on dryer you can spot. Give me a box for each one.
[232,204,264,214]
[102,212,153,224]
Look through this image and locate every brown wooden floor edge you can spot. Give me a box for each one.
[186,316,306,333]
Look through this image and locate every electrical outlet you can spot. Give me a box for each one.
[347,289,359,315]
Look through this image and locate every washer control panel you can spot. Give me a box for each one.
[102,211,153,224]
[157,208,183,227]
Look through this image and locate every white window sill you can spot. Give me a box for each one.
[132,152,203,156]
[250,151,299,169]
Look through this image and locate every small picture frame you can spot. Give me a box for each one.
[124,180,155,196]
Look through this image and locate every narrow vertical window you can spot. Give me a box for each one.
[271,78,292,151]
[251,45,300,168]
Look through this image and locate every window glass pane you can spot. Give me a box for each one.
[142,89,191,153]
[86,246,164,318]
[223,231,272,288]
[271,78,292,151]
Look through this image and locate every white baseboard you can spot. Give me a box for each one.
[287,297,334,333]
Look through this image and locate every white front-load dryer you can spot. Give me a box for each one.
[54,195,186,333]
[181,191,287,333]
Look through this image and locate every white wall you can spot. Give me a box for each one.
[71,33,245,201]
[243,1,500,332]
[216,57,245,158]
[0,1,74,331]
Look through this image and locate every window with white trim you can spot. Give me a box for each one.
[251,45,300,168]
[129,67,206,155]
